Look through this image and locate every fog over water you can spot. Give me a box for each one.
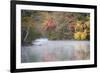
[21,39,90,63]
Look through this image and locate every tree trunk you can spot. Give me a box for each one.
[23,25,30,42]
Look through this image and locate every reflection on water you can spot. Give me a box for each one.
[21,40,90,63]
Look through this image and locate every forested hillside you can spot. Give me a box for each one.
[21,10,90,45]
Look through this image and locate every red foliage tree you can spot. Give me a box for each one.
[67,21,75,32]
[43,17,56,30]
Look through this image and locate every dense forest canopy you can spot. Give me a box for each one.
[21,10,90,45]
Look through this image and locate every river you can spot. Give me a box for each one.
[21,40,90,63]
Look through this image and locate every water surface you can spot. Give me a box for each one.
[21,40,90,63]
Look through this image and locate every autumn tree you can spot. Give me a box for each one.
[21,10,90,43]
[21,10,42,45]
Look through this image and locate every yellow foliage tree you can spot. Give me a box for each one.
[74,30,87,40]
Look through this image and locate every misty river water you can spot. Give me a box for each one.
[21,40,90,63]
